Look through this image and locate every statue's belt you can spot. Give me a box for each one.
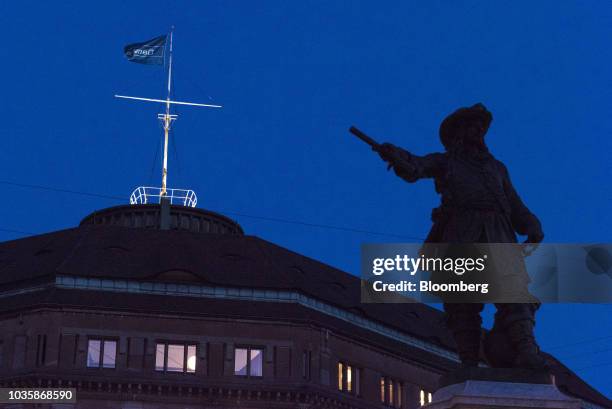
[432,205,508,220]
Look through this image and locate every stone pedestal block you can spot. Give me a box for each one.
[427,380,581,409]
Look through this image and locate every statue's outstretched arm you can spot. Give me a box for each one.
[377,143,445,183]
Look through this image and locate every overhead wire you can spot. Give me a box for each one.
[0,180,424,240]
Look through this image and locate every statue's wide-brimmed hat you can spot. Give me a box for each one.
[439,103,493,148]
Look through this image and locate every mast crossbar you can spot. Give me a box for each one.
[115,94,222,108]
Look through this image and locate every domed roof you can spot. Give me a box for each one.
[80,204,243,235]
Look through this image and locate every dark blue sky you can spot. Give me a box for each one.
[1,0,610,397]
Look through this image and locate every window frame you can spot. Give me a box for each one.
[35,334,47,367]
[12,335,27,369]
[86,337,118,369]
[302,349,312,380]
[381,375,404,408]
[154,340,197,374]
[233,345,264,378]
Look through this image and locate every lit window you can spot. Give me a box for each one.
[187,344,197,373]
[87,340,100,368]
[102,340,116,368]
[167,344,185,372]
[338,361,361,395]
[380,377,386,403]
[155,342,197,373]
[347,365,353,392]
[389,381,394,406]
[87,338,116,369]
[234,347,263,377]
[420,389,432,406]
[397,382,402,408]
[250,348,263,376]
[235,348,248,375]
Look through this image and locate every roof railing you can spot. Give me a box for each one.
[130,186,197,208]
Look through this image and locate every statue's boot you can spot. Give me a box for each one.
[453,329,482,368]
[507,320,547,369]
[444,303,484,368]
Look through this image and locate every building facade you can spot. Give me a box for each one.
[0,205,609,409]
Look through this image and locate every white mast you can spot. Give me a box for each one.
[161,26,174,197]
[116,26,222,206]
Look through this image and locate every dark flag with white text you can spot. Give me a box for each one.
[123,35,167,65]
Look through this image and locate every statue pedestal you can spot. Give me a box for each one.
[427,380,581,409]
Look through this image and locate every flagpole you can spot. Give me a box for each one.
[161,26,174,197]
[116,28,222,206]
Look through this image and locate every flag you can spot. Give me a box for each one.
[123,35,167,65]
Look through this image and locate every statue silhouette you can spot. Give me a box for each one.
[374,103,546,369]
